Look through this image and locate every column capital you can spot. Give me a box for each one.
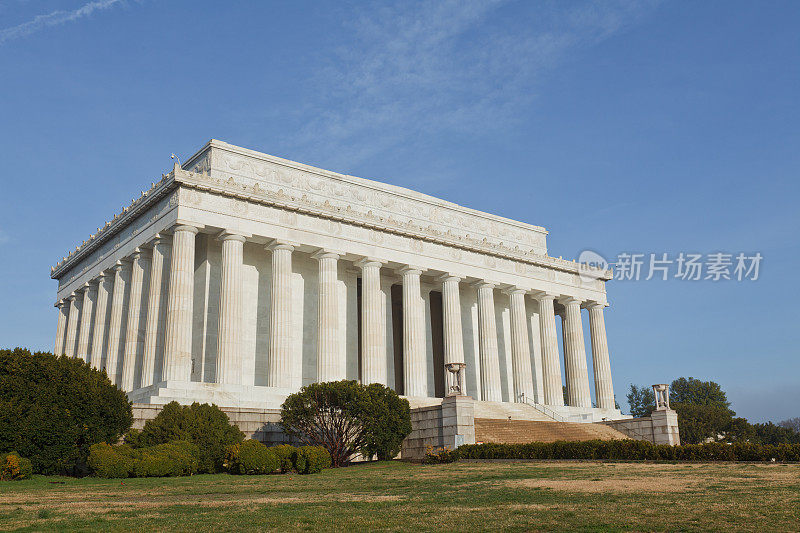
[147,232,173,247]
[584,300,609,310]
[130,247,151,261]
[471,280,496,290]
[503,286,527,296]
[217,230,249,243]
[530,290,558,301]
[355,257,385,269]
[312,249,342,261]
[436,273,462,284]
[266,239,297,252]
[557,296,583,307]
[55,299,68,308]
[398,265,424,276]
[172,224,201,235]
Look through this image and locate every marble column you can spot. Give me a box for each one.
[141,236,171,387]
[315,251,343,382]
[54,300,69,355]
[560,296,591,408]
[508,288,534,403]
[90,272,111,370]
[267,242,294,387]
[440,275,465,393]
[358,259,386,385]
[400,266,427,397]
[122,249,150,391]
[64,293,80,358]
[77,282,97,362]
[587,302,615,409]
[476,282,502,402]
[535,293,563,406]
[164,225,198,382]
[105,261,130,384]
[217,232,246,385]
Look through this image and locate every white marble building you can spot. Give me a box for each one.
[51,140,622,422]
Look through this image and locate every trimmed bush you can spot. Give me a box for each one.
[437,440,800,463]
[224,440,279,475]
[293,446,332,474]
[271,444,297,473]
[88,441,200,478]
[132,441,200,477]
[0,348,132,474]
[1,452,33,480]
[87,443,134,478]
[132,401,244,473]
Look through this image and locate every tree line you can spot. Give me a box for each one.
[627,377,799,445]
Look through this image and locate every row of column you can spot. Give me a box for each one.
[55,224,614,409]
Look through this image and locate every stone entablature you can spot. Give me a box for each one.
[50,140,621,420]
[52,140,611,291]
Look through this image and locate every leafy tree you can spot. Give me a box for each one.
[626,384,655,418]
[671,402,733,444]
[362,383,412,460]
[280,380,411,466]
[725,417,756,442]
[778,417,800,434]
[750,422,800,445]
[131,401,244,473]
[670,377,733,414]
[0,348,132,474]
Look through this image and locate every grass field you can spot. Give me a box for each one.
[1,461,799,531]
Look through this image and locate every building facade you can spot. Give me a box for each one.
[51,140,621,422]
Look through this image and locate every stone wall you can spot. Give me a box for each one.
[401,396,476,460]
[132,403,291,444]
[602,409,680,445]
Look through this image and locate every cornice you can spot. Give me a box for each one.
[186,140,549,236]
[175,167,611,280]
[50,166,179,279]
[51,149,613,282]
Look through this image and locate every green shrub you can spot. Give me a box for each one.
[422,446,457,464]
[0,348,132,474]
[271,444,297,473]
[362,383,412,460]
[448,440,800,462]
[132,441,200,477]
[133,401,244,473]
[293,446,331,474]
[87,443,134,478]
[1,452,33,480]
[88,441,200,478]
[280,380,411,466]
[224,440,279,475]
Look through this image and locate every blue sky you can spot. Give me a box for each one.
[1,0,797,422]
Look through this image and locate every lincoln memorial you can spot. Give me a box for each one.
[50,140,623,426]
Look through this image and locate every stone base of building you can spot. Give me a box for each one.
[402,396,477,460]
[601,408,680,445]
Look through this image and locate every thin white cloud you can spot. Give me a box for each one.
[0,0,123,45]
[292,0,658,168]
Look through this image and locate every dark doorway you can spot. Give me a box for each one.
[390,284,404,394]
[429,290,445,398]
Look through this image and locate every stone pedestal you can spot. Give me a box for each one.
[650,408,680,445]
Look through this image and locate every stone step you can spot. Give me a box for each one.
[474,418,630,444]
[473,401,557,422]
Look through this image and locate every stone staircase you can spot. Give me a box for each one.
[473,400,558,422]
[475,418,631,444]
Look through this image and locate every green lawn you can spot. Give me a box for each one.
[1,461,799,531]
